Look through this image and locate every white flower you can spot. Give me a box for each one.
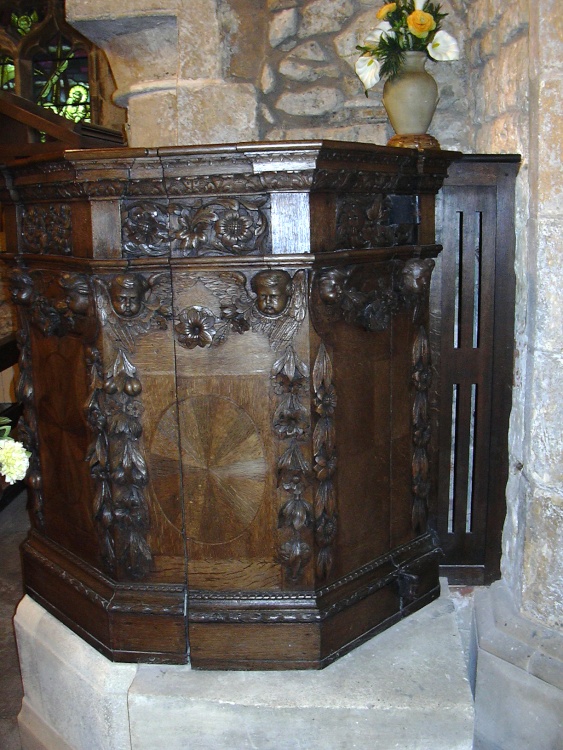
[414,0,426,9]
[0,438,30,484]
[355,53,382,90]
[364,21,394,48]
[427,30,460,61]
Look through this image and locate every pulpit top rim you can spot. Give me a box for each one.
[60,138,461,165]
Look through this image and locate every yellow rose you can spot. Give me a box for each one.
[407,10,436,38]
[376,2,397,20]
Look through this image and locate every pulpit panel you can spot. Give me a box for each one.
[1,141,459,667]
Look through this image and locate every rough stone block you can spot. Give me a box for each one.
[269,8,298,47]
[298,0,355,38]
[275,86,343,115]
[127,89,178,147]
[177,82,258,145]
[522,490,563,629]
[537,78,563,215]
[178,0,222,79]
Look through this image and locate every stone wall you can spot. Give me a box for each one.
[468,0,563,633]
[68,0,470,151]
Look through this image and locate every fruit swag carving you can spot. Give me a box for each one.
[88,272,172,578]
[174,269,313,581]
[9,270,44,527]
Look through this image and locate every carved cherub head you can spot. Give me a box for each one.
[10,271,34,307]
[251,270,293,316]
[318,268,349,305]
[60,273,90,315]
[110,273,148,318]
[401,259,434,295]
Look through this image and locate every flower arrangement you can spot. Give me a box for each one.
[356,0,459,91]
[0,416,30,485]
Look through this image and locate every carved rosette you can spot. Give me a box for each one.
[122,202,170,257]
[90,272,172,578]
[312,342,338,579]
[121,196,270,258]
[21,204,72,255]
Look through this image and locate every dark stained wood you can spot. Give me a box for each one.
[431,155,520,584]
[2,141,459,667]
[0,90,123,164]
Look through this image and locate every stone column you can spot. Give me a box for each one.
[66,0,259,147]
[472,0,563,747]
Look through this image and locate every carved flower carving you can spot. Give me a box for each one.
[273,401,309,438]
[172,205,217,252]
[314,384,337,416]
[175,306,217,349]
[220,304,250,334]
[123,203,169,256]
[313,449,337,481]
[215,210,253,246]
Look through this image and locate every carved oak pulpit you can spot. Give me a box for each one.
[1,141,458,669]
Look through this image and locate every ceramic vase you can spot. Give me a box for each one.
[383,51,440,148]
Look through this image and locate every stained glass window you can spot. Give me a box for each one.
[0,56,15,90]
[0,1,92,124]
[33,39,90,122]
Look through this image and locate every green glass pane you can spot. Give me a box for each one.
[0,56,15,90]
[33,36,90,123]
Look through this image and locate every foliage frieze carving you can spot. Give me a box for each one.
[121,196,271,258]
[21,203,72,255]
[336,194,416,249]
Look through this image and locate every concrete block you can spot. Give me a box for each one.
[473,581,563,750]
[15,589,474,750]
[15,596,138,750]
[128,592,474,750]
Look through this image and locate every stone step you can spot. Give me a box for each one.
[15,585,474,750]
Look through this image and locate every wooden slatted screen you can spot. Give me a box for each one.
[430,155,520,584]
